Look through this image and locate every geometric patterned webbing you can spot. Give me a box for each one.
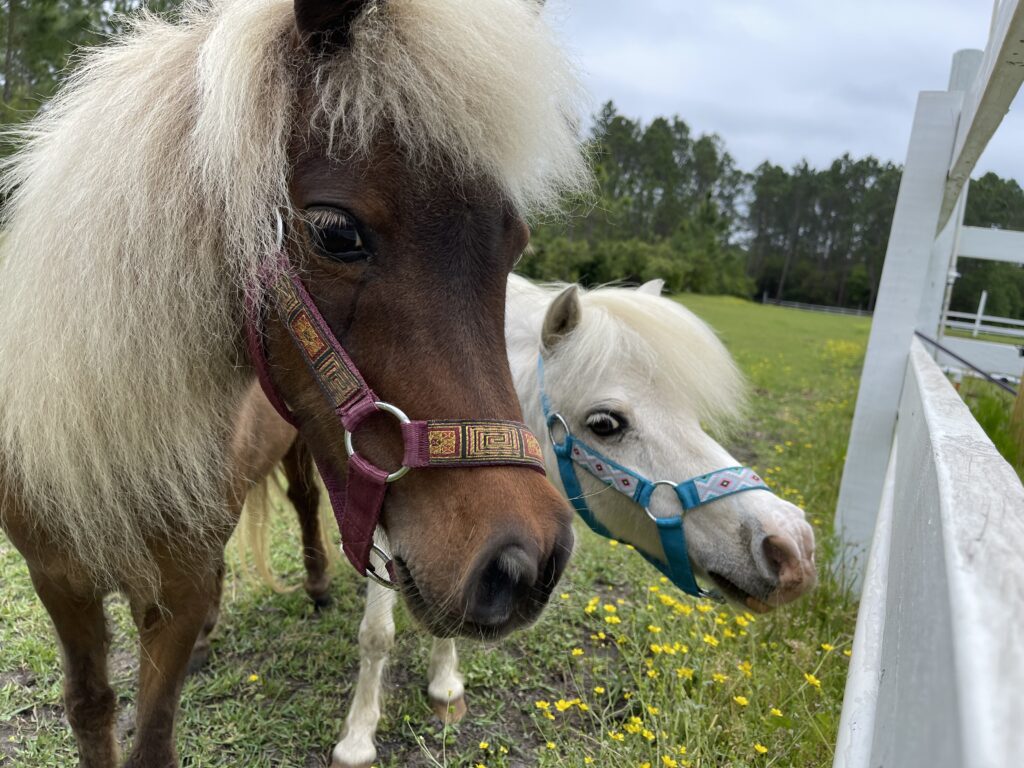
[269,271,361,409]
[691,467,768,505]
[425,420,546,470]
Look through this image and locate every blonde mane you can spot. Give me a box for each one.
[508,277,747,433]
[0,0,588,591]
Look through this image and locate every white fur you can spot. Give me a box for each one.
[0,0,589,593]
[332,277,816,761]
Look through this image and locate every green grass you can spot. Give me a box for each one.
[956,376,1022,478]
[0,296,868,767]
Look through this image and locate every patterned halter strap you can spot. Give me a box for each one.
[537,355,772,599]
[244,222,545,590]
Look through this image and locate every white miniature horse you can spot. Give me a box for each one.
[313,276,817,768]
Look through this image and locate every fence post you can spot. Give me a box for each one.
[833,90,963,586]
[972,289,988,336]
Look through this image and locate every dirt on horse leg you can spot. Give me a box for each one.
[331,574,397,768]
[427,638,467,724]
[30,569,120,768]
[283,440,331,608]
[123,561,219,768]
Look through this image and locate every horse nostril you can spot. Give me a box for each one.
[466,543,536,627]
[762,534,804,589]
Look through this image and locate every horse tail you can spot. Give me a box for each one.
[237,470,299,594]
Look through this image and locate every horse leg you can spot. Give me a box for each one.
[331,576,397,768]
[186,559,225,675]
[29,569,120,768]
[283,440,331,608]
[427,638,467,724]
[123,559,220,768]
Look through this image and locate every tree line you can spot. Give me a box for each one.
[3,2,1023,317]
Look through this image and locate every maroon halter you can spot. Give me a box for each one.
[245,246,546,588]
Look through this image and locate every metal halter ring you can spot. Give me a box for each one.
[643,479,681,522]
[344,401,412,483]
[364,543,399,591]
[547,412,571,449]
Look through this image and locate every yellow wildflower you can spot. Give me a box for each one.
[594,686,606,694]
[844,649,853,658]
[647,625,662,634]
[712,673,729,684]
[560,592,570,600]
[770,707,783,717]
[647,669,659,679]
[733,695,749,706]
[754,743,769,754]
[605,615,621,625]
[546,741,556,750]
[571,648,584,657]
[821,643,834,652]
[738,660,753,677]
[610,731,625,742]
[735,616,749,628]
[609,540,619,547]
[647,705,660,715]
[804,672,822,689]
[555,699,573,712]
[703,634,719,648]
[534,700,550,710]
[642,728,655,741]
[676,667,694,680]
[584,759,594,765]
[479,741,489,750]
[247,674,260,683]
[662,757,679,768]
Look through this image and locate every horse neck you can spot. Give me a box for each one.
[504,276,552,437]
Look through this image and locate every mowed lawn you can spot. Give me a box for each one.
[0,296,869,768]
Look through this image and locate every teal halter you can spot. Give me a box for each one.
[538,356,772,599]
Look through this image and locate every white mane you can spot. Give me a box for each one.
[0,0,588,591]
[507,276,747,433]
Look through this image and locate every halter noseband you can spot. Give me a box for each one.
[538,355,772,600]
[245,213,546,589]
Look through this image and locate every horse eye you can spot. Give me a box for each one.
[586,411,627,438]
[305,208,369,263]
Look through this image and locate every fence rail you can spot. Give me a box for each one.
[833,340,1024,768]
[760,298,873,317]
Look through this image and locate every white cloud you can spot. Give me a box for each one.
[550,0,1024,182]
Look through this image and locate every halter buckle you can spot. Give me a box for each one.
[344,401,412,483]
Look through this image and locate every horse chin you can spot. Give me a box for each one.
[392,556,544,641]
[705,570,776,614]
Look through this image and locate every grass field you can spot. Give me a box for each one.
[0,297,869,768]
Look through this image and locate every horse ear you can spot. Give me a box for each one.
[294,0,372,48]
[542,285,582,351]
[637,279,665,297]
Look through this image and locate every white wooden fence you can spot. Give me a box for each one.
[832,2,1024,766]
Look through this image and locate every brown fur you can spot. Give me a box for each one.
[0,1,584,764]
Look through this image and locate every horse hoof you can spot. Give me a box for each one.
[310,592,333,611]
[331,741,375,768]
[186,644,210,676]
[430,694,467,724]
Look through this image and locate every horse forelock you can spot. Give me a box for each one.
[0,0,588,591]
[508,279,748,435]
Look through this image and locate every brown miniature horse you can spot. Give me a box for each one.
[0,1,588,766]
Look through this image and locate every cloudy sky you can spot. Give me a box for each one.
[550,0,1023,182]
